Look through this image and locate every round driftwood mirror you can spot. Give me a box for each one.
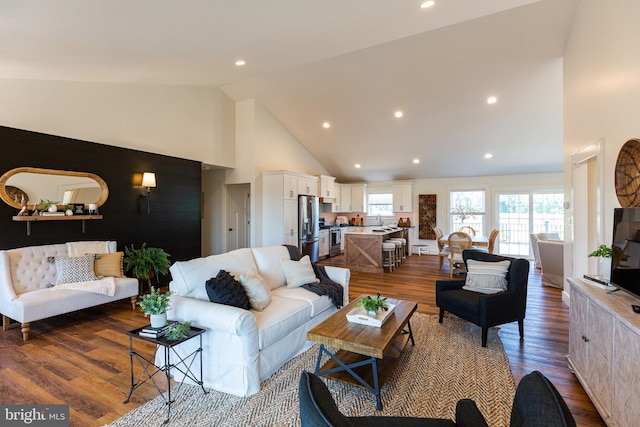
[0,167,109,209]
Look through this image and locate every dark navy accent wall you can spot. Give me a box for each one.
[0,126,201,284]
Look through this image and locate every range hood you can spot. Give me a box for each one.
[319,196,336,204]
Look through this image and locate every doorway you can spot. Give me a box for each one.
[227,184,250,252]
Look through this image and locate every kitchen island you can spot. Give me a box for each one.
[344,227,405,273]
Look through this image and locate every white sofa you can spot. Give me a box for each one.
[0,241,138,340]
[161,245,350,397]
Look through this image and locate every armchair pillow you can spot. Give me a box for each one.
[205,269,250,310]
[462,259,510,294]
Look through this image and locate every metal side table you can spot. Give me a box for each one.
[124,325,208,425]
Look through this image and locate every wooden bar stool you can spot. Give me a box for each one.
[382,242,396,272]
[387,239,404,266]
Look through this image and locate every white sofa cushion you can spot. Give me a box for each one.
[251,246,289,290]
[271,286,333,318]
[252,295,312,350]
[66,241,115,256]
[170,248,257,300]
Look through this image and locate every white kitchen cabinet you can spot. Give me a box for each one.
[283,173,298,200]
[350,184,366,212]
[319,229,329,258]
[283,199,298,246]
[337,184,366,213]
[567,278,640,426]
[331,184,342,213]
[392,183,413,212]
[258,171,305,247]
[298,176,318,196]
[339,184,351,213]
[340,227,348,252]
[319,175,337,199]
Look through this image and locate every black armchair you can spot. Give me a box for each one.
[436,250,530,347]
[299,370,576,427]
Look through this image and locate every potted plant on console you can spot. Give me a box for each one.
[357,293,389,318]
[124,243,171,294]
[138,286,173,328]
[588,244,613,280]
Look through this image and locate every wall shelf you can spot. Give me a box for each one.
[12,215,103,236]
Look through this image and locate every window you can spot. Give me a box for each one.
[368,193,393,216]
[450,190,485,236]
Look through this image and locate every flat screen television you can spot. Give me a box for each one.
[610,207,640,299]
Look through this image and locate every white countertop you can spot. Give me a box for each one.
[344,226,403,236]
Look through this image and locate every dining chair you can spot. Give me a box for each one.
[473,228,499,254]
[447,231,472,278]
[433,227,448,269]
[459,226,476,236]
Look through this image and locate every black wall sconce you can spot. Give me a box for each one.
[139,172,156,214]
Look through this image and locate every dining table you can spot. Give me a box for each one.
[440,233,489,247]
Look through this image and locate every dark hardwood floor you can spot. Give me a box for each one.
[0,253,603,426]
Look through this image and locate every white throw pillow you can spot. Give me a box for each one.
[280,255,319,288]
[462,259,511,294]
[239,270,272,311]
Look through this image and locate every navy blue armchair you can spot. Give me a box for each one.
[436,250,530,347]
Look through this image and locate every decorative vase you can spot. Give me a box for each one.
[48,205,57,212]
[150,312,167,328]
[366,309,378,318]
[601,257,612,281]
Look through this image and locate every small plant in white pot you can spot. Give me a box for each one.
[138,286,173,327]
[356,293,389,318]
[588,244,613,280]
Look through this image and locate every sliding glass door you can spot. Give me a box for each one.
[496,192,563,257]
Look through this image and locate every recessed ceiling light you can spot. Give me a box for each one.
[394,111,404,118]
[487,96,497,104]
[420,1,435,8]
[484,153,493,159]
[322,122,331,129]
[355,164,361,169]
[235,60,246,66]
[413,159,420,164]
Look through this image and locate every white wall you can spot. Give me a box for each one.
[563,0,640,290]
[0,78,236,167]
[225,98,331,249]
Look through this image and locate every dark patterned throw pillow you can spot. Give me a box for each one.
[205,269,250,310]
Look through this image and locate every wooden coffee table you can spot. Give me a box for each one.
[307,296,417,410]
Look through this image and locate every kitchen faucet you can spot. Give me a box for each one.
[376,214,383,226]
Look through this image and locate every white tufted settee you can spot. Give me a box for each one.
[0,241,138,340]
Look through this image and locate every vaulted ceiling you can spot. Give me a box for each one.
[0,0,578,182]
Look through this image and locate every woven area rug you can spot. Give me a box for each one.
[107,313,515,426]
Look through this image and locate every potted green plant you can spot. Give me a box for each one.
[356,293,389,317]
[138,286,173,327]
[165,321,192,341]
[38,198,59,213]
[588,244,612,280]
[123,243,171,292]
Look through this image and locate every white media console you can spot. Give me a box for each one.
[567,278,640,427]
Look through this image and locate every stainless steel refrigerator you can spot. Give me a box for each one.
[299,195,319,262]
